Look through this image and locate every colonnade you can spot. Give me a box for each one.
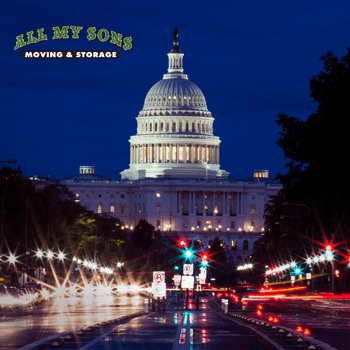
[130,143,220,165]
[174,190,242,216]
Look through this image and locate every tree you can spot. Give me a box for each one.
[257,48,350,263]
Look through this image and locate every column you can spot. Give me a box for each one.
[189,191,192,214]
[237,192,240,215]
[130,146,133,164]
[217,146,220,164]
[176,144,179,163]
[161,144,165,163]
[190,145,194,163]
[199,145,203,163]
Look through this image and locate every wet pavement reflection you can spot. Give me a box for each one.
[0,294,144,349]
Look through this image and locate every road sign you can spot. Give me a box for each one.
[173,275,181,286]
[183,264,193,275]
[181,275,194,289]
[199,267,207,279]
[153,271,165,283]
[152,282,166,297]
[198,275,206,285]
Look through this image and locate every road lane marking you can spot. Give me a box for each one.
[219,313,286,350]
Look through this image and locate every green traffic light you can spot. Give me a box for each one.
[185,250,192,258]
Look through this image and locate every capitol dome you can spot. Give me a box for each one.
[121,29,228,181]
[143,78,208,112]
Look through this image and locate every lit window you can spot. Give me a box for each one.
[179,146,184,161]
[183,220,187,228]
[156,193,161,198]
[205,204,208,214]
[214,205,219,214]
[231,240,237,250]
[75,193,80,198]
[251,208,255,215]
[197,221,201,228]
[110,205,115,214]
[97,203,102,214]
[157,220,161,228]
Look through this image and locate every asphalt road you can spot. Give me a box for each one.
[239,297,350,350]
[0,294,144,349]
[1,293,349,349]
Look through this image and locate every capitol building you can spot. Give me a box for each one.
[40,32,281,267]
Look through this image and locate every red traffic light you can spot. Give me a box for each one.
[326,245,332,251]
[335,270,340,278]
[202,254,208,261]
[179,239,187,247]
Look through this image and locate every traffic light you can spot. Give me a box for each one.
[335,270,340,278]
[174,265,179,271]
[201,254,208,266]
[179,239,187,248]
[325,245,333,261]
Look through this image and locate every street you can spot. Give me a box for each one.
[0,292,349,349]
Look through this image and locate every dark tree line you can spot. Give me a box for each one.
[253,48,350,268]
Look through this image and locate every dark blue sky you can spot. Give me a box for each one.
[1,1,349,180]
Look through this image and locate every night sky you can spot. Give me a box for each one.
[1,1,349,180]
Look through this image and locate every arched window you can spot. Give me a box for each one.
[150,123,152,132]
[155,123,157,131]
[110,205,115,214]
[251,207,256,215]
[186,122,189,132]
[243,240,249,250]
[160,122,163,132]
[156,204,161,213]
[97,203,102,214]
[173,122,176,132]
[179,122,182,132]
[231,240,237,250]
